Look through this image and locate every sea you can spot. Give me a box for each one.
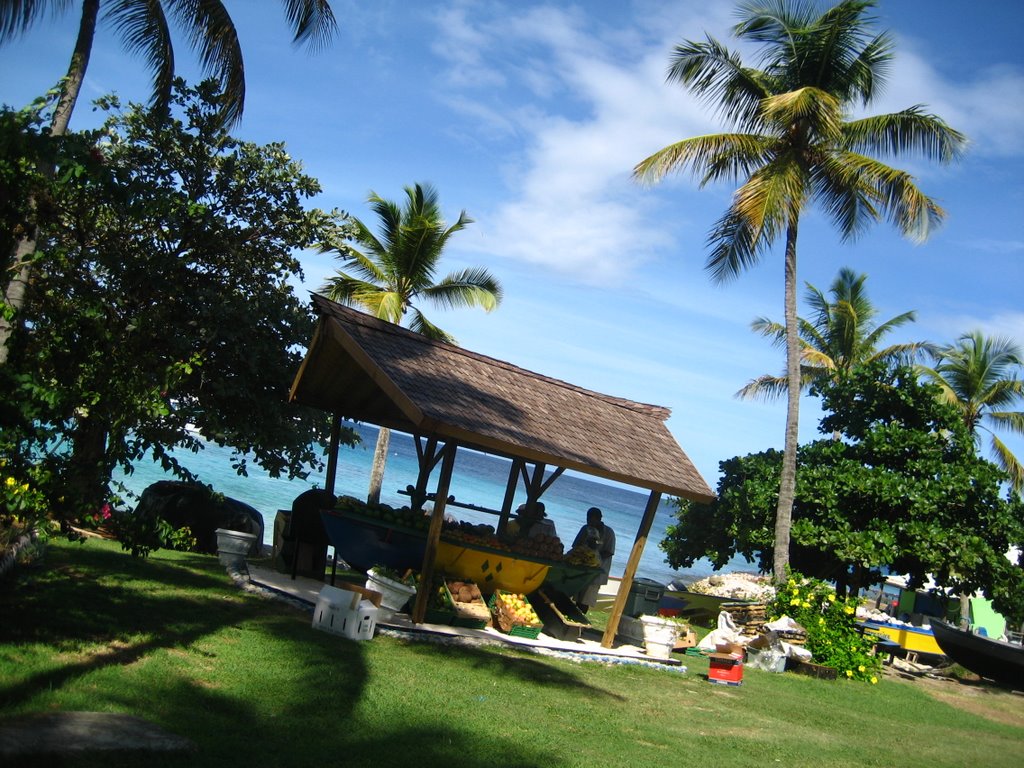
[112,422,755,587]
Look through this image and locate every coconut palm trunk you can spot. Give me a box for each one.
[367,427,391,505]
[774,220,800,581]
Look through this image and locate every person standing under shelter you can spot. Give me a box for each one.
[573,506,615,612]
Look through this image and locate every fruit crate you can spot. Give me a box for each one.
[533,587,590,641]
[489,590,543,638]
[445,579,492,629]
[418,577,456,625]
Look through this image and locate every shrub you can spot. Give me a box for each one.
[766,572,881,683]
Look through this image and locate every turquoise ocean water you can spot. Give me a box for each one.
[113,422,753,586]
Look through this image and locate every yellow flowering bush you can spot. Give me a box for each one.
[767,572,882,683]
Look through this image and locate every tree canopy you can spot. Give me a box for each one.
[662,362,1024,623]
[1,80,355,530]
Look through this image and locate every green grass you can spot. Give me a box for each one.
[2,539,1022,768]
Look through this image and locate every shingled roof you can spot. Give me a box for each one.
[290,295,714,502]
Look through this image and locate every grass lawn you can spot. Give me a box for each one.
[2,538,1022,768]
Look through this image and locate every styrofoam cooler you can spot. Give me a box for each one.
[313,585,379,641]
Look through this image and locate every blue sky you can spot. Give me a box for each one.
[2,1,1022,490]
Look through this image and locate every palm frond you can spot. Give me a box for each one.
[704,204,765,283]
[735,373,788,401]
[0,0,73,43]
[731,156,806,245]
[988,432,1024,494]
[280,0,337,51]
[986,410,1024,437]
[633,133,771,186]
[843,108,967,163]
[809,149,882,240]
[408,308,457,344]
[162,0,245,127]
[107,0,175,117]
[750,316,786,346]
[761,87,842,144]
[667,37,768,129]
[422,267,503,312]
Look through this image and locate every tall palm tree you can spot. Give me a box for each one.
[633,0,965,581]
[919,331,1024,493]
[321,182,503,504]
[738,267,929,400]
[0,0,337,364]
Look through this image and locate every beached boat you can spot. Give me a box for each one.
[931,618,1024,689]
[859,619,944,657]
[658,587,736,621]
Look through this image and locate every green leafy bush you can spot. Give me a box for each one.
[766,572,881,683]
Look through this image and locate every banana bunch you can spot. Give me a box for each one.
[565,545,600,567]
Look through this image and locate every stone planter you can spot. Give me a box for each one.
[215,528,258,568]
[640,614,680,659]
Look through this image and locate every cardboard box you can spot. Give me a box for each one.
[674,629,697,649]
[708,654,744,686]
[312,585,381,640]
[715,641,745,658]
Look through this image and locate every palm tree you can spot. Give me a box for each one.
[321,182,503,504]
[919,331,1024,493]
[0,0,337,364]
[633,0,965,581]
[738,267,929,400]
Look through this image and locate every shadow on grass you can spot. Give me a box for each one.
[0,541,612,767]
[399,636,627,701]
[0,542,370,715]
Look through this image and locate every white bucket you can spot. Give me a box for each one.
[365,569,416,611]
[640,614,680,657]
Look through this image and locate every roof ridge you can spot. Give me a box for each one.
[312,294,672,421]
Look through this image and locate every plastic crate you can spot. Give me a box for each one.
[489,590,542,636]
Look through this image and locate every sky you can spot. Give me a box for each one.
[1,0,1022,491]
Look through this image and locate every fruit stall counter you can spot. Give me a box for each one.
[320,500,601,596]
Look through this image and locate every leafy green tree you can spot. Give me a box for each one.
[2,79,355,528]
[634,0,965,581]
[0,0,338,365]
[738,267,928,400]
[919,331,1024,493]
[321,182,503,503]
[662,363,1024,623]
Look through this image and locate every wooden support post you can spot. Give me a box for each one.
[601,490,661,648]
[411,440,458,624]
[324,413,342,497]
[410,436,439,511]
[498,458,523,536]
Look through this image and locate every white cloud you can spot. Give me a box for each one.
[885,39,1024,159]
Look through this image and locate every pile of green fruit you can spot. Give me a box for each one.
[335,495,431,532]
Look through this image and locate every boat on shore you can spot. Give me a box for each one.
[859,619,944,657]
[931,618,1024,689]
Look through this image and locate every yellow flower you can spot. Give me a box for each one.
[818,617,825,625]
[791,589,800,597]
[858,665,866,673]
[870,676,878,684]
[801,601,811,609]
[844,606,855,615]
[790,598,800,606]
[4,477,15,488]
[827,594,836,602]
[845,670,853,678]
